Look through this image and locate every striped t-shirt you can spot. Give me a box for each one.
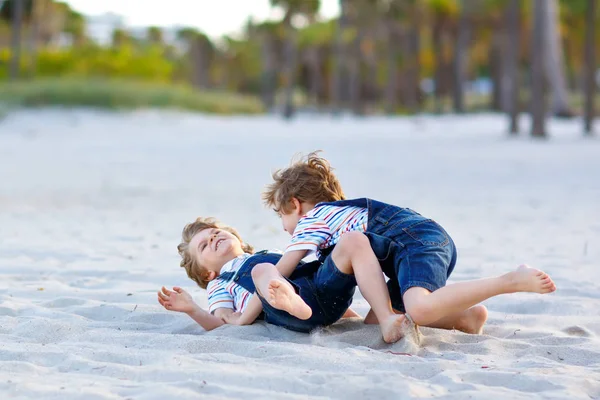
[206,254,254,314]
[286,204,368,257]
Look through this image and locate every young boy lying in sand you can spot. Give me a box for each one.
[223,151,557,342]
[158,217,390,333]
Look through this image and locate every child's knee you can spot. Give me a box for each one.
[337,231,370,253]
[403,288,435,325]
[251,262,275,280]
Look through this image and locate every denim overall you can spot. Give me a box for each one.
[318,198,457,312]
[218,251,353,333]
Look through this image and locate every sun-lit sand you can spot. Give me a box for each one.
[1,109,599,399]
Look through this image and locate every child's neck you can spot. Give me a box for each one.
[300,202,316,216]
[216,251,247,275]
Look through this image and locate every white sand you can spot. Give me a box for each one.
[0,109,599,399]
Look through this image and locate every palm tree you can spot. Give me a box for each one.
[506,0,520,135]
[429,0,456,113]
[404,0,422,112]
[147,26,163,45]
[453,0,471,114]
[583,0,596,135]
[112,28,130,48]
[270,0,320,119]
[330,0,347,114]
[9,0,24,81]
[531,0,547,138]
[384,0,401,115]
[543,0,573,117]
[64,9,86,47]
[302,19,324,108]
[180,29,213,90]
[256,22,279,112]
[28,0,44,77]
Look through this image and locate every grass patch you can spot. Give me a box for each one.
[0,79,265,115]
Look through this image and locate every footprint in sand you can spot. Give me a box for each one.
[563,325,593,337]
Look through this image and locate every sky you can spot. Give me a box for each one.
[64,0,341,39]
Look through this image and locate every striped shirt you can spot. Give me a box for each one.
[286,204,368,257]
[206,254,254,314]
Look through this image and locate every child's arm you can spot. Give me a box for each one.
[275,250,309,278]
[224,250,308,326]
[158,286,225,331]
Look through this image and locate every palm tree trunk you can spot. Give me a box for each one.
[330,0,347,114]
[405,22,421,112]
[489,31,503,111]
[281,20,297,119]
[385,21,399,115]
[506,0,521,135]
[584,0,596,135]
[28,0,44,78]
[348,27,363,115]
[307,46,322,107]
[543,0,572,117]
[261,33,277,111]
[453,0,470,114]
[433,20,444,113]
[190,37,209,90]
[10,0,25,81]
[531,0,547,138]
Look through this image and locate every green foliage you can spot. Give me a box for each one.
[0,46,174,81]
[0,78,265,114]
[297,20,335,47]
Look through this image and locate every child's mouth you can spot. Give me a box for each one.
[215,238,225,250]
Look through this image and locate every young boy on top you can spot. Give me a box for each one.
[229,151,557,338]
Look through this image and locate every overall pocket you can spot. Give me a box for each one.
[402,219,449,247]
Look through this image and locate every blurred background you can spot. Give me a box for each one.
[0,0,597,136]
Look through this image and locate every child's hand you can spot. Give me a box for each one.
[157,286,195,314]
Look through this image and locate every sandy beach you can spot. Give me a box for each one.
[0,109,599,399]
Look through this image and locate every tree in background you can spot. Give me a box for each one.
[531,0,547,138]
[270,0,320,119]
[453,0,472,114]
[544,0,573,118]
[583,0,596,135]
[147,26,164,46]
[1,0,27,80]
[330,0,347,115]
[177,27,214,90]
[505,0,521,135]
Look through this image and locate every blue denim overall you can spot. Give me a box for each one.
[218,251,355,333]
[318,198,457,312]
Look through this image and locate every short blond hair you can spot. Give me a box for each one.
[262,151,346,214]
[177,217,254,289]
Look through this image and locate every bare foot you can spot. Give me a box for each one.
[267,278,312,320]
[455,305,488,334]
[380,314,407,343]
[507,264,557,294]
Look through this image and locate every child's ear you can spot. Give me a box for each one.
[291,197,302,214]
[204,270,218,282]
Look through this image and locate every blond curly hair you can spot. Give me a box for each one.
[177,217,254,289]
[262,151,346,214]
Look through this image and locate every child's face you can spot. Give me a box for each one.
[188,228,245,276]
[279,198,315,235]
[280,211,301,236]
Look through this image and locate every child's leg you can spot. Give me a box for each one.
[425,305,488,334]
[251,263,312,320]
[341,308,361,318]
[403,265,556,326]
[363,304,488,334]
[333,232,406,343]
